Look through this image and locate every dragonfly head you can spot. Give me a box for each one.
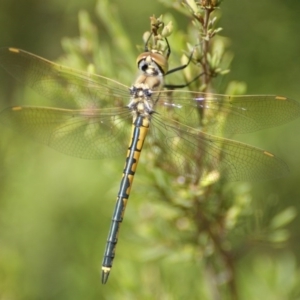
[136,51,169,76]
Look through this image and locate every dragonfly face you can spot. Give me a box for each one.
[128,51,167,120]
[0,44,300,283]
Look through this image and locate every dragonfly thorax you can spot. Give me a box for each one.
[128,83,155,117]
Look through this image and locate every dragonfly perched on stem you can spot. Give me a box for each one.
[0,33,300,283]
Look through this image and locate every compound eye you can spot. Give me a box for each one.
[150,52,168,74]
[136,52,150,67]
[136,52,168,75]
[139,61,148,72]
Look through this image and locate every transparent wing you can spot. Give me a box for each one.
[0,106,132,158]
[149,115,289,182]
[154,90,300,136]
[0,48,133,158]
[0,47,296,176]
[0,48,130,109]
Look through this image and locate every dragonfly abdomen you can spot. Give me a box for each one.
[101,115,149,283]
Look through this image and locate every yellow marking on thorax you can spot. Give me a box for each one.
[135,74,163,92]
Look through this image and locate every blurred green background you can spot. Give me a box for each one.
[1,0,300,299]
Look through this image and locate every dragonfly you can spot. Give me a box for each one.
[0,39,300,284]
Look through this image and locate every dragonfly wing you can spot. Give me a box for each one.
[149,115,289,182]
[0,106,132,159]
[0,48,129,109]
[155,91,300,136]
